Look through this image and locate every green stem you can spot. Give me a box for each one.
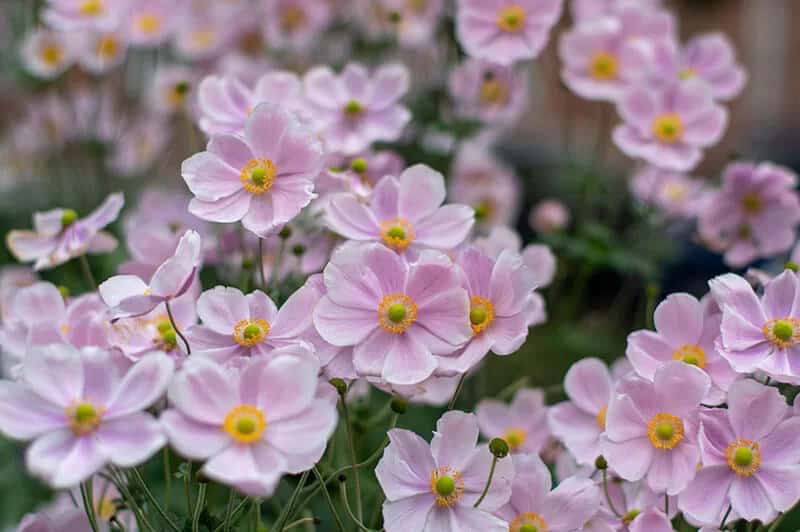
[192,482,207,532]
[496,377,531,402]
[213,498,250,532]
[719,504,732,529]
[223,489,236,532]
[473,456,498,508]
[109,469,155,532]
[447,374,467,410]
[340,396,363,522]
[268,238,287,292]
[312,467,345,532]
[257,238,267,291]
[273,470,310,531]
[285,517,317,530]
[163,448,172,509]
[165,299,191,355]
[602,470,622,518]
[130,467,181,532]
[80,480,100,532]
[339,480,378,532]
[79,255,98,291]
[183,461,194,516]
[664,492,669,515]
[253,498,261,532]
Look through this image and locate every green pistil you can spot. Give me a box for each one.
[435,476,455,497]
[773,320,794,342]
[387,304,407,323]
[61,209,78,227]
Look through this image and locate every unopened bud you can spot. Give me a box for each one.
[329,378,347,396]
[595,455,608,470]
[489,437,509,458]
[390,396,408,414]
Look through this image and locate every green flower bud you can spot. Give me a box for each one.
[489,437,509,458]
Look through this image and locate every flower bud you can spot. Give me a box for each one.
[785,261,799,273]
[279,226,292,240]
[594,455,608,470]
[529,199,569,234]
[489,437,509,458]
[329,378,347,396]
[390,396,408,414]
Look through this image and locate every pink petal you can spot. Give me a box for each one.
[167,358,238,424]
[313,295,377,346]
[727,379,786,440]
[382,331,438,385]
[160,409,229,460]
[601,435,653,482]
[381,495,434,532]
[254,354,319,421]
[564,358,612,415]
[105,353,173,418]
[0,381,66,439]
[27,430,105,488]
[188,190,252,224]
[729,476,775,523]
[653,293,703,345]
[95,412,165,467]
[678,465,733,524]
[430,411,479,472]
[326,193,381,240]
[196,286,249,335]
[23,344,83,407]
[397,165,446,223]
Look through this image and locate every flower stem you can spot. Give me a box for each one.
[285,517,318,530]
[602,470,622,518]
[339,479,378,532]
[79,255,98,291]
[664,492,669,515]
[257,237,267,291]
[473,456,498,508]
[213,498,250,532]
[130,467,181,532]
[192,482,207,532]
[273,470,310,531]
[339,395,363,522]
[447,374,467,410]
[312,466,346,532]
[163,448,172,509]
[222,488,236,532]
[165,299,191,355]
[80,479,100,532]
[719,504,732,529]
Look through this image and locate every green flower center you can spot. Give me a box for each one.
[733,446,753,467]
[344,100,364,116]
[387,304,407,323]
[74,403,97,424]
[435,475,455,497]
[655,422,674,442]
[740,192,762,215]
[469,307,488,326]
[250,166,268,186]
[61,209,78,227]
[243,324,262,340]
[773,320,794,342]
[351,158,368,173]
[622,509,641,524]
[386,226,406,240]
[235,417,258,435]
[520,525,538,532]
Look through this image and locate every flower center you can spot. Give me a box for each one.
[96,36,119,58]
[344,99,364,117]
[154,318,178,351]
[429,467,464,507]
[622,509,641,525]
[725,439,761,476]
[97,496,117,521]
[740,192,763,215]
[223,405,267,443]
[40,44,63,66]
[671,344,706,368]
[240,158,277,195]
[67,401,103,435]
[763,317,800,348]
[502,427,527,451]
[378,294,418,334]
[79,0,104,16]
[233,319,271,346]
[168,81,190,106]
[596,405,608,429]
[137,13,162,34]
[281,6,306,31]
[589,51,618,81]
[380,218,415,251]
[474,199,494,221]
[647,412,684,449]
[61,209,78,227]
[497,5,526,32]
[679,67,696,80]
[480,79,509,105]
[652,113,684,144]
[469,296,495,335]
[351,157,368,174]
[510,513,548,532]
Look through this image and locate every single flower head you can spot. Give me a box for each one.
[448,58,528,126]
[43,0,132,32]
[477,389,550,455]
[19,28,77,80]
[262,0,333,51]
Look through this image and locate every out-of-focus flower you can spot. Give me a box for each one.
[476,389,549,455]
[0,344,172,488]
[448,59,528,127]
[571,0,664,22]
[160,349,337,497]
[627,293,737,404]
[316,149,405,201]
[124,0,188,47]
[630,166,710,220]
[7,192,123,271]
[262,0,333,51]
[313,242,472,386]
[77,31,128,74]
[355,0,445,48]
[496,453,600,531]
[601,361,710,495]
[20,28,76,80]
[325,165,474,255]
[304,63,411,155]
[679,380,800,524]
[613,80,728,172]
[172,10,234,60]
[16,497,91,532]
[699,162,800,268]
[148,65,196,115]
[455,0,563,66]
[183,104,324,236]
[0,266,37,325]
[652,33,747,102]
[376,410,514,532]
[529,198,570,234]
[108,115,171,176]
[100,230,201,320]
[43,0,132,32]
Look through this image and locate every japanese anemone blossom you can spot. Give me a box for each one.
[376,411,515,532]
[613,80,728,172]
[679,380,800,524]
[0,344,173,488]
[455,0,564,66]
[476,388,550,455]
[7,192,123,271]
[43,0,132,32]
[20,28,77,80]
[324,164,474,256]
[313,242,472,386]
[448,58,528,126]
[160,347,337,497]
[182,103,324,237]
[601,361,710,495]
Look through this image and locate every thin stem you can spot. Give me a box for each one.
[339,480,378,532]
[719,504,732,529]
[602,470,622,518]
[192,482,207,532]
[253,498,261,532]
[213,498,250,532]
[165,299,191,355]
[183,461,194,516]
[273,471,310,531]
[447,374,467,410]
[79,255,98,291]
[223,489,236,532]
[268,238,287,292]
[340,396,363,522]
[312,467,345,532]
[130,467,181,532]
[473,456,499,508]
[257,238,267,291]
[108,469,155,532]
[285,517,318,530]
[496,376,530,402]
[664,492,669,515]
[80,480,100,532]
[163,448,172,509]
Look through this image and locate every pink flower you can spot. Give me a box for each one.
[376,410,514,532]
[630,166,710,220]
[699,162,800,268]
[448,59,528,127]
[548,358,615,466]
[108,114,171,176]
[197,71,304,136]
[601,361,710,495]
[76,31,128,75]
[7,192,123,271]
[652,33,747,102]
[356,0,445,48]
[19,28,77,80]
[316,149,405,200]
[182,103,324,237]
[613,80,728,172]
[172,10,234,61]
[313,242,472,386]
[303,63,411,155]
[455,0,563,66]
[571,0,664,22]
[100,230,201,321]
[325,165,474,255]
[262,0,333,51]
[17,497,90,532]
[710,271,800,383]
[437,247,536,375]
[628,507,673,532]
[0,266,37,324]
[529,198,570,234]
[43,0,132,32]
[160,348,337,497]
[124,0,188,47]
[678,380,800,524]
[0,344,173,488]
[627,293,737,404]
[187,285,318,365]
[495,454,600,531]
[148,65,196,115]
[476,389,550,455]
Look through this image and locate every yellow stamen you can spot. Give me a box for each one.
[763,317,800,349]
[137,13,162,34]
[671,344,707,369]
[652,113,684,144]
[39,44,63,66]
[240,158,277,195]
[479,79,509,105]
[223,404,267,443]
[67,401,103,435]
[79,0,104,16]
[96,35,119,58]
[510,512,548,532]
[497,5,526,33]
[725,439,760,476]
[378,294,417,334]
[679,68,696,80]
[281,6,306,31]
[647,412,684,449]
[469,296,495,335]
[502,427,527,451]
[589,52,618,81]
[379,218,415,252]
[596,405,608,430]
[232,319,271,346]
[429,466,464,507]
[740,192,763,215]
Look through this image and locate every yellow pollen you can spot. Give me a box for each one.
[39,44,63,66]
[725,439,761,476]
[589,52,618,81]
[143,287,151,295]
[67,401,103,435]
[479,79,509,105]
[469,296,495,335]
[596,405,608,429]
[510,513,548,532]
[502,427,527,451]
[191,29,215,49]
[137,13,162,34]
[60,323,70,335]
[407,0,427,13]
[663,181,688,202]
[233,319,271,346]
[97,497,116,521]
[79,0,104,16]
[740,192,763,215]
[223,404,266,443]
[672,344,706,368]
[497,5,526,33]
[96,36,119,58]
[647,412,684,449]
[429,467,464,507]
[652,113,684,144]
[378,294,418,334]
[763,317,800,349]
[679,67,697,80]
[281,6,306,31]
[380,218,415,251]
[240,158,277,195]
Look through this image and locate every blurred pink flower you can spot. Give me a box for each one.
[449,58,528,127]
[124,0,188,47]
[19,28,76,80]
[630,166,710,220]
[76,31,128,74]
[43,0,131,32]
[571,0,664,22]
[476,388,550,455]
[530,198,570,234]
[262,0,333,51]
[148,65,196,115]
